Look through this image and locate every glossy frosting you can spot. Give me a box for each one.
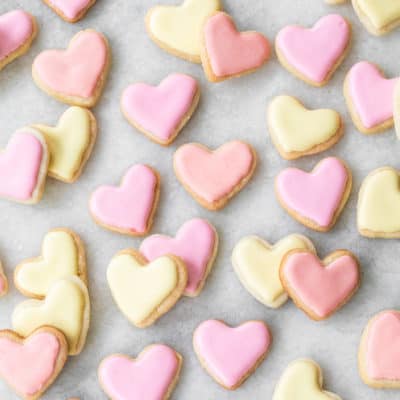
[140,218,216,295]
[356,0,400,29]
[48,0,94,19]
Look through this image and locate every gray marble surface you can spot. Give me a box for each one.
[1,0,400,398]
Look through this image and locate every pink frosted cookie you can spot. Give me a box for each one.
[0,129,49,204]
[0,327,68,400]
[344,61,399,134]
[90,164,160,236]
[276,14,351,87]
[280,249,360,320]
[359,310,400,388]
[32,30,110,108]
[275,157,352,232]
[121,74,200,146]
[173,141,257,211]
[0,10,37,72]
[200,12,270,82]
[140,218,218,297]
[42,0,97,23]
[0,261,7,297]
[99,344,182,400]
[193,320,272,390]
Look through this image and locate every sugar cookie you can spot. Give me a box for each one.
[32,30,110,108]
[121,74,200,146]
[0,261,8,298]
[344,61,399,134]
[90,164,160,236]
[146,0,221,63]
[0,327,68,400]
[276,14,351,87]
[352,0,400,36]
[267,95,343,160]
[0,10,37,72]
[359,310,400,388]
[99,344,182,400]
[33,107,97,182]
[394,82,400,139]
[358,167,400,238]
[174,141,257,211]
[275,157,352,232]
[42,0,97,23]
[273,359,342,400]
[12,276,90,355]
[232,235,315,309]
[280,249,360,320]
[326,0,347,3]
[0,128,49,205]
[14,228,86,299]
[107,249,187,328]
[201,12,270,82]
[140,218,218,297]
[193,320,272,390]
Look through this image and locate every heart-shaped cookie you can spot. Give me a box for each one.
[107,249,187,328]
[276,14,351,86]
[32,30,110,107]
[146,0,221,63]
[201,12,271,82]
[359,310,400,388]
[99,345,182,400]
[0,10,37,71]
[42,0,97,22]
[12,276,90,355]
[14,228,86,299]
[174,141,257,210]
[0,327,68,400]
[273,359,342,400]
[90,164,160,236]
[33,107,97,182]
[280,249,360,320]
[232,235,315,309]
[0,129,49,204]
[268,95,343,160]
[275,157,352,231]
[394,82,400,139]
[353,0,400,35]
[121,74,200,145]
[344,61,399,134]
[0,261,8,298]
[193,320,272,390]
[140,218,218,297]
[358,167,400,238]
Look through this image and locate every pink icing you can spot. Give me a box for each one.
[193,320,271,388]
[140,219,216,295]
[203,12,270,77]
[276,157,348,227]
[347,61,399,128]
[276,14,350,83]
[365,311,400,380]
[90,164,158,233]
[174,141,254,203]
[121,74,198,142]
[48,0,93,19]
[0,10,34,61]
[0,332,60,396]
[33,30,107,98]
[0,132,44,201]
[282,252,359,318]
[99,345,180,400]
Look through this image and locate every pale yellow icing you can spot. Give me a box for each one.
[273,359,341,400]
[148,0,220,57]
[357,0,400,28]
[107,254,178,325]
[268,96,340,153]
[15,230,80,297]
[232,235,314,308]
[34,107,92,180]
[12,277,88,353]
[358,168,400,233]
